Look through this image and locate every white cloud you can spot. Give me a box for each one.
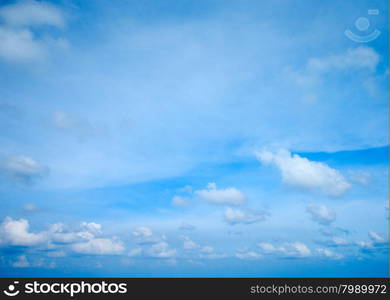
[12,255,30,268]
[235,251,261,260]
[183,236,198,250]
[195,183,246,205]
[306,204,336,225]
[80,222,102,235]
[0,27,46,61]
[200,246,214,254]
[1,155,48,185]
[178,222,195,231]
[148,241,176,258]
[132,227,153,238]
[331,237,349,246]
[224,207,268,225]
[181,236,214,256]
[257,241,311,258]
[0,0,65,28]
[71,237,124,255]
[0,1,66,62]
[49,222,95,244]
[0,217,45,246]
[256,149,351,196]
[317,248,343,260]
[368,231,385,243]
[257,242,276,253]
[307,47,379,73]
[171,196,190,207]
[23,203,37,212]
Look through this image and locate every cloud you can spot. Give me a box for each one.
[317,248,343,260]
[47,250,66,258]
[306,204,336,225]
[195,183,246,205]
[258,241,311,258]
[128,248,142,257]
[23,203,37,212]
[0,0,66,62]
[0,0,65,28]
[12,255,30,268]
[181,236,213,255]
[0,217,45,246]
[49,222,95,244]
[171,196,190,207]
[331,237,349,246]
[148,241,176,259]
[223,207,268,225]
[132,227,153,238]
[256,149,351,196]
[178,222,195,231]
[307,47,379,73]
[0,27,46,61]
[235,251,261,260]
[368,231,385,244]
[0,155,49,185]
[70,238,124,255]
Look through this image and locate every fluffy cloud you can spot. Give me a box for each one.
[0,217,45,246]
[0,155,48,185]
[70,238,124,255]
[0,217,126,257]
[256,149,351,196]
[258,241,311,258]
[0,0,66,62]
[224,207,268,225]
[195,183,246,205]
[306,204,336,225]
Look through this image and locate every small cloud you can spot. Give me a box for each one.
[368,231,385,244]
[195,183,246,205]
[12,255,30,268]
[307,47,379,73]
[306,204,336,226]
[257,241,311,258]
[128,248,142,257]
[224,207,268,225]
[148,241,176,259]
[235,251,261,260]
[178,222,195,231]
[256,149,350,196]
[317,248,343,260]
[70,237,124,255]
[0,155,49,185]
[23,203,37,212]
[171,196,190,207]
[47,250,66,258]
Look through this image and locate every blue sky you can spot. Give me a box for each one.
[0,0,388,277]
